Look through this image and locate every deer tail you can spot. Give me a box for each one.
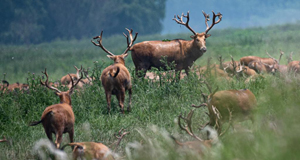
[109,67,120,78]
[29,111,53,126]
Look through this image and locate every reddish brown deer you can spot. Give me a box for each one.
[192,86,257,135]
[91,28,138,113]
[130,11,222,78]
[61,129,129,160]
[61,65,82,85]
[30,68,83,148]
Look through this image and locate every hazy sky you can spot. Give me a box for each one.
[161,0,300,34]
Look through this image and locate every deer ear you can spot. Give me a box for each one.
[205,34,211,38]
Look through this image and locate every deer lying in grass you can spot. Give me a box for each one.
[60,65,82,85]
[61,129,129,160]
[171,109,218,156]
[30,68,83,148]
[0,136,7,143]
[192,82,257,135]
[1,80,29,93]
[91,28,138,113]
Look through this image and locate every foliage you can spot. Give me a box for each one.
[0,0,166,44]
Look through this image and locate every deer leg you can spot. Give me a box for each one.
[135,67,147,78]
[175,70,182,81]
[69,128,74,149]
[117,89,125,114]
[105,91,112,113]
[55,132,63,149]
[127,88,132,112]
[45,129,54,146]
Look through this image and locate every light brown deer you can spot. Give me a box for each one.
[30,68,83,148]
[61,129,129,160]
[60,65,82,85]
[192,85,257,135]
[91,28,138,114]
[130,11,222,79]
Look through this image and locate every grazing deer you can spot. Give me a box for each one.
[91,28,138,113]
[192,84,257,135]
[60,65,82,85]
[130,11,222,79]
[30,68,83,148]
[61,129,129,160]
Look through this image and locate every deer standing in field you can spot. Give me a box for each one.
[60,65,82,85]
[91,28,138,114]
[61,129,129,160]
[130,11,222,79]
[192,82,257,135]
[30,68,83,148]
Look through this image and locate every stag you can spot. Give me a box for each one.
[61,129,129,160]
[91,28,138,114]
[130,11,222,79]
[192,84,257,135]
[30,68,83,148]
[60,65,82,85]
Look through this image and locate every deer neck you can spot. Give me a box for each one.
[59,94,72,106]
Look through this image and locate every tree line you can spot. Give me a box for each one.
[0,0,166,44]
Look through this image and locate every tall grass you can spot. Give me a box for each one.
[1,23,300,160]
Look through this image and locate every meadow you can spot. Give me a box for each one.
[1,22,300,160]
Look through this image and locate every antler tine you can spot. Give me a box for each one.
[41,68,61,93]
[91,30,115,56]
[113,128,130,152]
[68,71,84,93]
[0,136,7,142]
[122,28,138,55]
[265,51,277,63]
[288,52,293,63]
[178,109,203,141]
[173,11,197,35]
[219,107,232,136]
[204,10,222,34]
[278,49,284,63]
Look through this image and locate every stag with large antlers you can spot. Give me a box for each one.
[29,68,83,148]
[91,28,138,114]
[192,84,257,135]
[130,11,222,79]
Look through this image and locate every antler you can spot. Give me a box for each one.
[68,71,84,94]
[266,51,278,63]
[113,128,130,152]
[278,50,284,63]
[91,31,115,56]
[203,11,222,34]
[40,68,61,93]
[173,11,197,35]
[83,68,93,83]
[178,109,204,141]
[122,28,138,55]
[288,52,293,63]
[0,136,7,142]
[74,65,83,79]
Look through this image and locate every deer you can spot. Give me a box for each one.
[130,11,222,79]
[171,109,219,156]
[60,65,82,85]
[192,82,257,135]
[1,80,29,93]
[29,68,83,148]
[91,28,138,114]
[61,129,129,160]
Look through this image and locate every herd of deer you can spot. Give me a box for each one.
[1,10,300,159]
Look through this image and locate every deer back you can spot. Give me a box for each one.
[208,89,257,122]
[101,64,131,89]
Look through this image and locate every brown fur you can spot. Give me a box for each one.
[130,11,222,78]
[92,29,137,114]
[287,61,300,75]
[101,55,132,113]
[61,142,114,160]
[194,89,257,135]
[30,69,82,148]
[60,66,82,85]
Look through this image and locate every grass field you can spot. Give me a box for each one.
[1,23,300,160]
